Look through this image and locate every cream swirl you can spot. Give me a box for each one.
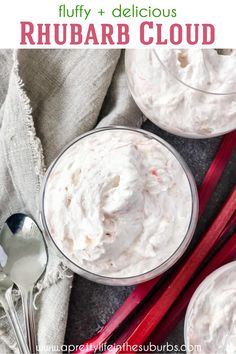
[44,129,193,277]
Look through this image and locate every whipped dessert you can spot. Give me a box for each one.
[185,262,236,354]
[43,129,194,278]
[126,49,236,137]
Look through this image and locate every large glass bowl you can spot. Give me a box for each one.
[184,261,236,353]
[40,126,198,286]
[125,49,236,139]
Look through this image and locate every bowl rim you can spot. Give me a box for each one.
[40,125,199,285]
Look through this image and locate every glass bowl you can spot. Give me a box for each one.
[184,261,236,353]
[40,126,198,286]
[125,49,236,138]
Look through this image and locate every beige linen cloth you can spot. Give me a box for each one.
[0,49,143,354]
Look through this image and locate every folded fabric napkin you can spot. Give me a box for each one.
[0,49,143,354]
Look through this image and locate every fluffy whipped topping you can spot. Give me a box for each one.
[186,262,236,354]
[44,129,192,277]
[126,49,236,137]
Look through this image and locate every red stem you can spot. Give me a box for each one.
[74,277,161,354]
[117,187,236,351]
[103,231,236,354]
[198,130,236,217]
[148,213,236,345]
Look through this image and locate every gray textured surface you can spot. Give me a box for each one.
[65,121,236,352]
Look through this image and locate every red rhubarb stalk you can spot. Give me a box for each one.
[148,216,236,345]
[198,130,236,217]
[103,230,236,354]
[117,187,236,351]
[103,213,236,354]
[74,277,161,354]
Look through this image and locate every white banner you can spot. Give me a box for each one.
[0,0,235,48]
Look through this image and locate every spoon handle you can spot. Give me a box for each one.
[3,288,30,354]
[21,287,37,354]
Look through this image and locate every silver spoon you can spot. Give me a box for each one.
[0,214,48,354]
[0,270,30,354]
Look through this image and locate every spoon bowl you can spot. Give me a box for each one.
[0,213,48,353]
[0,214,47,287]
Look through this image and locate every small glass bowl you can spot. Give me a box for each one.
[184,261,236,353]
[125,49,236,139]
[40,126,198,286]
